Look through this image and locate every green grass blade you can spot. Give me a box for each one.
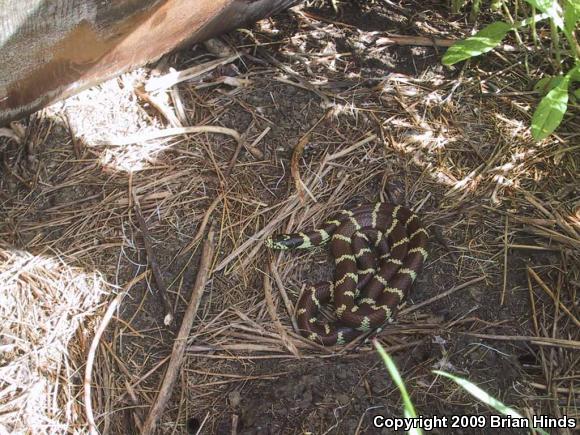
[374,340,422,435]
[433,370,550,435]
[531,74,570,139]
[442,21,512,65]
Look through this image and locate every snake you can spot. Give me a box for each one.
[266,202,428,346]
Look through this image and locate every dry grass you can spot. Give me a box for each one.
[0,2,578,433]
[0,246,109,433]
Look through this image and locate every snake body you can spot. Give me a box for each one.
[266,202,428,346]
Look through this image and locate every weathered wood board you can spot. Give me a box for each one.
[0,0,297,125]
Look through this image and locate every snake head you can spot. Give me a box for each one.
[265,235,291,250]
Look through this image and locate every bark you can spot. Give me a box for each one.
[0,0,297,124]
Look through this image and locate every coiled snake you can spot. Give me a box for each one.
[266,202,428,346]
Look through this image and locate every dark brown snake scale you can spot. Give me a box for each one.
[266,202,428,346]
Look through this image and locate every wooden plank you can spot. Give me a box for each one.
[0,0,296,124]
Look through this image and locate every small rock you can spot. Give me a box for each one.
[336,393,351,406]
[228,390,241,408]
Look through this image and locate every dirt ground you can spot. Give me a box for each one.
[1,1,578,434]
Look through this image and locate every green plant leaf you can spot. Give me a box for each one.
[534,76,564,95]
[451,0,466,14]
[570,64,580,82]
[375,340,422,434]
[433,371,550,435]
[443,22,512,65]
[524,0,565,30]
[532,75,570,140]
[563,0,580,35]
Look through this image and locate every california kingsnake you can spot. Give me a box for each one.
[266,202,428,346]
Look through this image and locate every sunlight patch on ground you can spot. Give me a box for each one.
[98,139,174,172]
[0,248,111,433]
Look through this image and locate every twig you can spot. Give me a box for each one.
[132,191,173,326]
[135,85,183,128]
[100,126,240,146]
[141,223,216,435]
[263,265,300,357]
[375,34,520,52]
[179,195,223,256]
[145,54,240,92]
[297,10,358,27]
[501,215,509,305]
[376,35,456,48]
[123,380,143,431]
[2,153,32,189]
[260,49,331,105]
[85,306,116,434]
[213,200,292,272]
[324,134,377,163]
[231,414,239,435]
[507,244,561,251]
[269,258,298,332]
[528,382,580,395]
[291,133,310,203]
[114,355,172,405]
[461,333,580,350]
[84,272,147,435]
[169,86,189,125]
[225,122,254,178]
[527,267,580,328]
[400,276,487,316]
[62,113,83,158]
[291,112,328,203]
[195,412,210,435]
[0,126,22,143]
[245,127,269,159]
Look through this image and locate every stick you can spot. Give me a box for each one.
[141,224,216,435]
[133,192,173,326]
